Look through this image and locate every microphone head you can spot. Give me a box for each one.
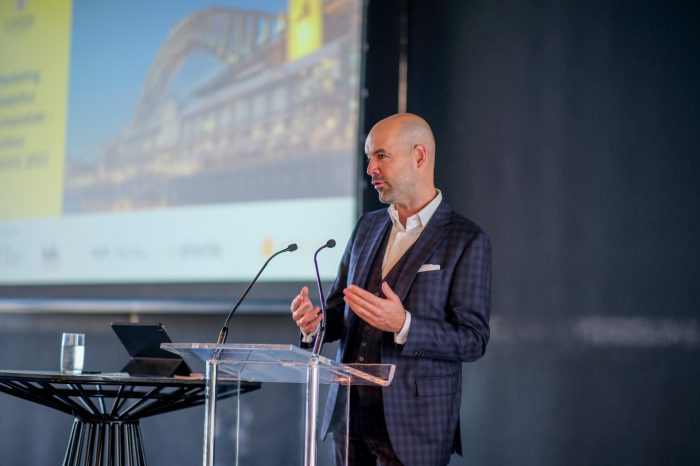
[287,243,298,252]
[326,239,336,248]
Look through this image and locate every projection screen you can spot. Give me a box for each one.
[0,0,364,298]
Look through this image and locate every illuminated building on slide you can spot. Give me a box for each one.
[64,0,361,213]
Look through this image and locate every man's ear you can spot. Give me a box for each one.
[413,144,428,167]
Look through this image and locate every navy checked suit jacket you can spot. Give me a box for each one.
[318,200,492,466]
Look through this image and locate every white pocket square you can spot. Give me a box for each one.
[418,264,441,273]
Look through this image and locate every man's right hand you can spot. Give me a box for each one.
[290,286,322,335]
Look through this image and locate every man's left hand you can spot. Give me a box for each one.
[343,282,406,333]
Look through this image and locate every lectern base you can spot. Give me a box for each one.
[63,419,147,466]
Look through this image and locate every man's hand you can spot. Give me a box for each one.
[290,286,322,334]
[343,282,406,333]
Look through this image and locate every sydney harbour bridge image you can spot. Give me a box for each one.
[64,0,361,213]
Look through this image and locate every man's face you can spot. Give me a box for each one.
[365,124,416,205]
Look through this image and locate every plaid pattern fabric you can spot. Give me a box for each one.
[339,227,417,464]
[343,228,390,365]
[333,387,402,466]
[319,200,492,466]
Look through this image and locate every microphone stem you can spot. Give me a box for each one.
[217,247,290,344]
[312,246,328,355]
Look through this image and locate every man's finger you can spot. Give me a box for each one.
[344,297,379,327]
[305,309,321,325]
[291,287,308,311]
[343,290,378,315]
[296,310,318,330]
[345,285,383,307]
[303,314,323,333]
[381,281,399,301]
[344,294,381,321]
[301,307,322,328]
[292,303,313,321]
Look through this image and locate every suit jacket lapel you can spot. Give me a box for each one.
[392,201,452,301]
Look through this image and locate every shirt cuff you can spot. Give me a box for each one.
[393,310,411,344]
[301,328,318,344]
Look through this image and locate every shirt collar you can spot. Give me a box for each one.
[387,189,443,232]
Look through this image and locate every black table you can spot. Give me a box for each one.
[0,370,260,466]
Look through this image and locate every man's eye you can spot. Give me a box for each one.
[366,154,386,163]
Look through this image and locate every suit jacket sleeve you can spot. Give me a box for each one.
[401,229,492,362]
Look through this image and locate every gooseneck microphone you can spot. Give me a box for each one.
[217,243,298,344]
[312,239,336,355]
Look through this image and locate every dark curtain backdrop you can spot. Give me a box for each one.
[399,0,700,464]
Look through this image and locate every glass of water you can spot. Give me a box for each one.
[60,333,85,374]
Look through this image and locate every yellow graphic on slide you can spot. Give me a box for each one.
[287,0,323,61]
[0,0,72,219]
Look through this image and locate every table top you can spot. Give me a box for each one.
[0,369,208,385]
[0,369,260,422]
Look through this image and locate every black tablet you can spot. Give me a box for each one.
[111,322,190,376]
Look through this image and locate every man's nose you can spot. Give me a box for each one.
[366,159,378,176]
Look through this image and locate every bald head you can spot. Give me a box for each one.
[368,113,436,165]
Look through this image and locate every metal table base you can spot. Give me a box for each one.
[63,419,146,466]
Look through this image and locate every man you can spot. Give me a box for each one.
[290,113,491,465]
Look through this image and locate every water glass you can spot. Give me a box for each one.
[61,333,85,374]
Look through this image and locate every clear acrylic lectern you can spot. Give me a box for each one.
[162,343,394,466]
